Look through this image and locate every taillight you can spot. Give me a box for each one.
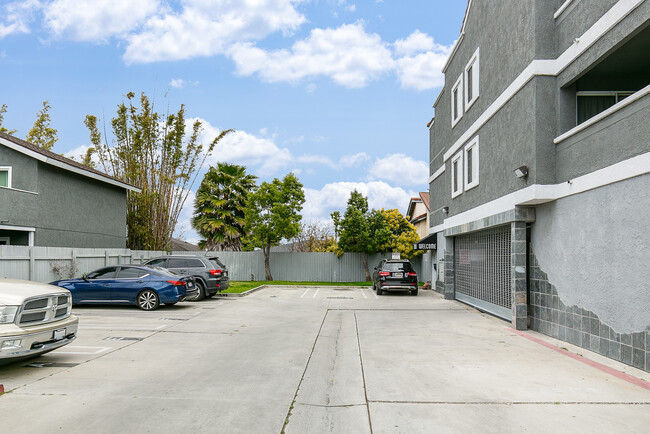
[407,272,417,277]
[378,271,390,277]
[166,280,185,286]
[209,269,222,276]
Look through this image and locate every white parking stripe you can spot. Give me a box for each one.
[372,290,378,299]
[81,325,168,331]
[300,288,310,298]
[56,346,112,355]
[312,289,319,298]
[360,288,367,299]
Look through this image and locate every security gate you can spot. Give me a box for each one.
[454,226,511,320]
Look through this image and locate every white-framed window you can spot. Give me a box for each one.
[451,74,464,127]
[451,151,463,198]
[464,136,479,191]
[576,91,633,124]
[0,166,12,188]
[464,47,480,110]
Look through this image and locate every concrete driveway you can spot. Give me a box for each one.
[0,286,648,433]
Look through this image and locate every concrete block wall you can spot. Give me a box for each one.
[529,248,649,372]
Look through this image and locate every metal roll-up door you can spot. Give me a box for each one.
[454,226,511,320]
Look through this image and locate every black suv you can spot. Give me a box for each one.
[372,259,418,296]
[143,255,229,301]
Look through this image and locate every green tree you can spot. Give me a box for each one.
[85,91,232,250]
[245,173,305,280]
[193,163,257,251]
[338,190,376,281]
[0,104,17,135]
[26,100,58,150]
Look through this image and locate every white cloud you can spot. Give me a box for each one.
[124,0,306,63]
[169,78,186,89]
[339,152,370,168]
[394,30,434,56]
[368,154,428,187]
[394,31,452,91]
[228,22,394,88]
[44,0,159,42]
[302,181,415,222]
[0,0,41,38]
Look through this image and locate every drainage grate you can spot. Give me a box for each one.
[25,362,79,368]
[159,318,189,321]
[103,337,144,341]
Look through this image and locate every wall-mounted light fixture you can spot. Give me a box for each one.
[442,206,449,214]
[514,165,528,178]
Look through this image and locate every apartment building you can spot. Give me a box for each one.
[428,0,649,371]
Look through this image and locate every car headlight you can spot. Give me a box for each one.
[0,305,19,324]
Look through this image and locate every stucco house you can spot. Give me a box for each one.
[0,132,140,248]
[428,0,649,371]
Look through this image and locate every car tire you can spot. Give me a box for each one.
[137,289,160,311]
[411,289,418,296]
[189,280,206,301]
[377,287,383,296]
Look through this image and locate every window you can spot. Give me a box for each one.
[464,136,480,191]
[186,258,205,268]
[451,151,463,198]
[464,48,480,110]
[576,91,633,124]
[451,74,464,127]
[145,258,167,267]
[0,237,9,245]
[0,166,12,188]
[87,266,119,279]
[167,258,188,268]
[117,267,149,278]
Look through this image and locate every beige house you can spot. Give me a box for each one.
[406,192,430,239]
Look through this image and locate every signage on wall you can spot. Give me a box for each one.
[414,233,437,250]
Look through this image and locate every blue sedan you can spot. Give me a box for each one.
[51,265,197,310]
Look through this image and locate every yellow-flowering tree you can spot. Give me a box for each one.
[379,209,422,259]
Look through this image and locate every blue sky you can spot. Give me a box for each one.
[0,0,467,243]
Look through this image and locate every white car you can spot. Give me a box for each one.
[0,278,79,364]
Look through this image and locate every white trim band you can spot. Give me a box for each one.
[429,152,650,234]
[554,0,575,19]
[429,165,446,184]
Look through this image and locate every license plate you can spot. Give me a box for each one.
[53,328,66,340]
[186,282,194,288]
[394,273,403,278]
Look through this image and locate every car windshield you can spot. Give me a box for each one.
[383,262,412,272]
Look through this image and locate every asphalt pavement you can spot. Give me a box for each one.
[0,286,648,433]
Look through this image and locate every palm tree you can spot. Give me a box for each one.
[192,163,257,251]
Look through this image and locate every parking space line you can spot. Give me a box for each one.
[312,289,319,298]
[81,325,168,331]
[55,346,112,355]
[300,288,310,298]
[371,290,378,299]
[359,288,367,299]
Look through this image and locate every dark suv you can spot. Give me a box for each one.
[372,259,418,296]
[143,255,229,301]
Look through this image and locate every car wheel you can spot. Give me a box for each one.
[189,281,205,301]
[411,289,418,296]
[377,287,383,296]
[137,290,159,311]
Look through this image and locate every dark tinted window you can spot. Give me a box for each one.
[209,258,225,268]
[145,258,166,267]
[167,258,188,268]
[117,267,149,278]
[186,258,205,268]
[87,266,119,279]
[383,262,413,272]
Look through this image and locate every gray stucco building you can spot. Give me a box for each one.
[0,132,139,248]
[428,0,649,371]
